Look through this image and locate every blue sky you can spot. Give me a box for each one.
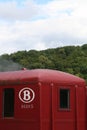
[0,0,87,54]
[35,0,52,4]
[0,0,52,4]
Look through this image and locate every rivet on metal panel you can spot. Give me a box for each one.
[75,85,78,88]
[38,82,42,86]
[50,83,54,86]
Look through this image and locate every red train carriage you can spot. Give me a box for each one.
[0,69,86,130]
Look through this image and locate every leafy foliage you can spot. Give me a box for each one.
[1,44,87,81]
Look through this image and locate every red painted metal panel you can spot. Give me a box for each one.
[86,86,87,130]
[52,85,77,130]
[75,86,86,130]
[0,69,86,130]
[40,83,52,130]
[0,83,40,130]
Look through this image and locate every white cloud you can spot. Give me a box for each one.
[0,0,87,54]
[40,0,74,17]
[0,0,40,20]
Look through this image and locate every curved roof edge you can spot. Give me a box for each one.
[0,69,85,86]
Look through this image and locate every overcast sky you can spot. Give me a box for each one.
[0,0,87,54]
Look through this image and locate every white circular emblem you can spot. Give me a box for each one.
[19,87,35,103]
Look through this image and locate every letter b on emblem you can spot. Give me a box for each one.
[19,88,35,103]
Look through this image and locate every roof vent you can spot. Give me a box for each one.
[21,68,27,70]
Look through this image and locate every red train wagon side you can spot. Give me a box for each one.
[0,69,86,130]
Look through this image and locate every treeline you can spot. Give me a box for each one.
[1,44,87,81]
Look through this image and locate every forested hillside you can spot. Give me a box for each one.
[0,44,87,81]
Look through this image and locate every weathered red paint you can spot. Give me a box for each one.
[0,69,86,130]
